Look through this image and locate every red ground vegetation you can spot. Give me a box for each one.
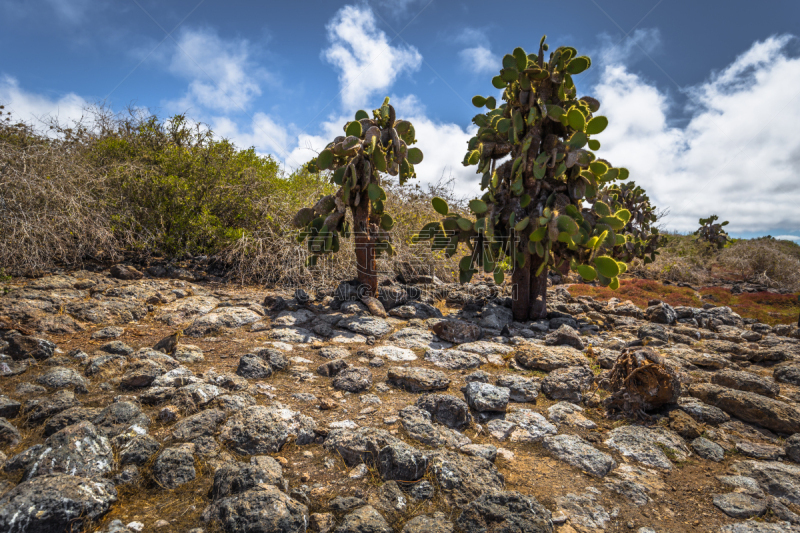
[568,278,799,326]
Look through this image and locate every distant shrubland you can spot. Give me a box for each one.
[1,105,798,295]
[0,106,460,285]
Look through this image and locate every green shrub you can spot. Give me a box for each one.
[89,114,283,256]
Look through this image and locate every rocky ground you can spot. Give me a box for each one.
[1,267,800,533]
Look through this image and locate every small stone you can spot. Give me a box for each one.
[463,382,509,412]
[349,464,369,479]
[332,367,373,393]
[91,327,125,340]
[158,406,180,423]
[545,324,585,349]
[735,440,786,460]
[431,320,481,344]
[691,437,725,462]
[712,493,767,518]
[320,398,338,411]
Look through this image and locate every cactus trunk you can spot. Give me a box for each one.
[529,255,548,320]
[511,252,547,321]
[353,187,378,297]
[511,255,531,322]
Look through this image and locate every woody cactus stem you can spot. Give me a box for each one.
[296,97,423,296]
[416,36,660,321]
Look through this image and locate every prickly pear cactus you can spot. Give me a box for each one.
[597,181,663,263]
[297,97,423,294]
[694,215,730,249]
[416,36,658,320]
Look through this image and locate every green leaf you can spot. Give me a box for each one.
[514,216,530,231]
[457,218,473,231]
[529,226,547,242]
[609,277,620,290]
[432,197,449,215]
[567,108,586,131]
[345,121,362,138]
[502,54,517,69]
[599,216,625,231]
[407,147,423,165]
[472,95,486,108]
[590,161,608,177]
[520,194,531,208]
[467,150,481,165]
[588,139,601,151]
[577,264,597,281]
[616,209,632,222]
[513,47,528,70]
[332,166,346,185]
[497,118,511,134]
[485,96,497,110]
[556,215,579,235]
[317,149,334,170]
[618,168,630,180]
[594,255,620,278]
[567,131,588,149]
[459,255,473,272]
[501,68,519,82]
[355,110,369,120]
[469,199,488,214]
[367,183,383,201]
[586,116,608,135]
[492,76,507,89]
[565,56,591,74]
[527,68,549,80]
[494,270,504,285]
[594,200,611,217]
[546,105,565,120]
[380,214,394,230]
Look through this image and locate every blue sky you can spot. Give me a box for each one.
[2,0,799,240]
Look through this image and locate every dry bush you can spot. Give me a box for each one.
[718,238,800,290]
[627,251,709,286]
[220,176,467,288]
[0,115,123,275]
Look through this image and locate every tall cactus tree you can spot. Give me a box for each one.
[694,215,731,249]
[597,181,663,263]
[416,36,658,321]
[297,97,423,296]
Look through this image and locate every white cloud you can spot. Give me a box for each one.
[459,46,498,74]
[0,75,88,128]
[323,4,422,112]
[374,0,427,17]
[167,27,265,113]
[591,34,800,234]
[775,235,800,241]
[389,94,477,191]
[44,0,91,24]
[211,113,293,162]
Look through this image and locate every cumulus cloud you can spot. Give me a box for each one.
[210,113,294,163]
[323,4,422,112]
[373,0,428,17]
[459,46,498,74]
[774,235,800,241]
[389,94,477,191]
[0,75,88,128]
[592,34,800,234]
[44,0,91,24]
[167,27,265,113]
